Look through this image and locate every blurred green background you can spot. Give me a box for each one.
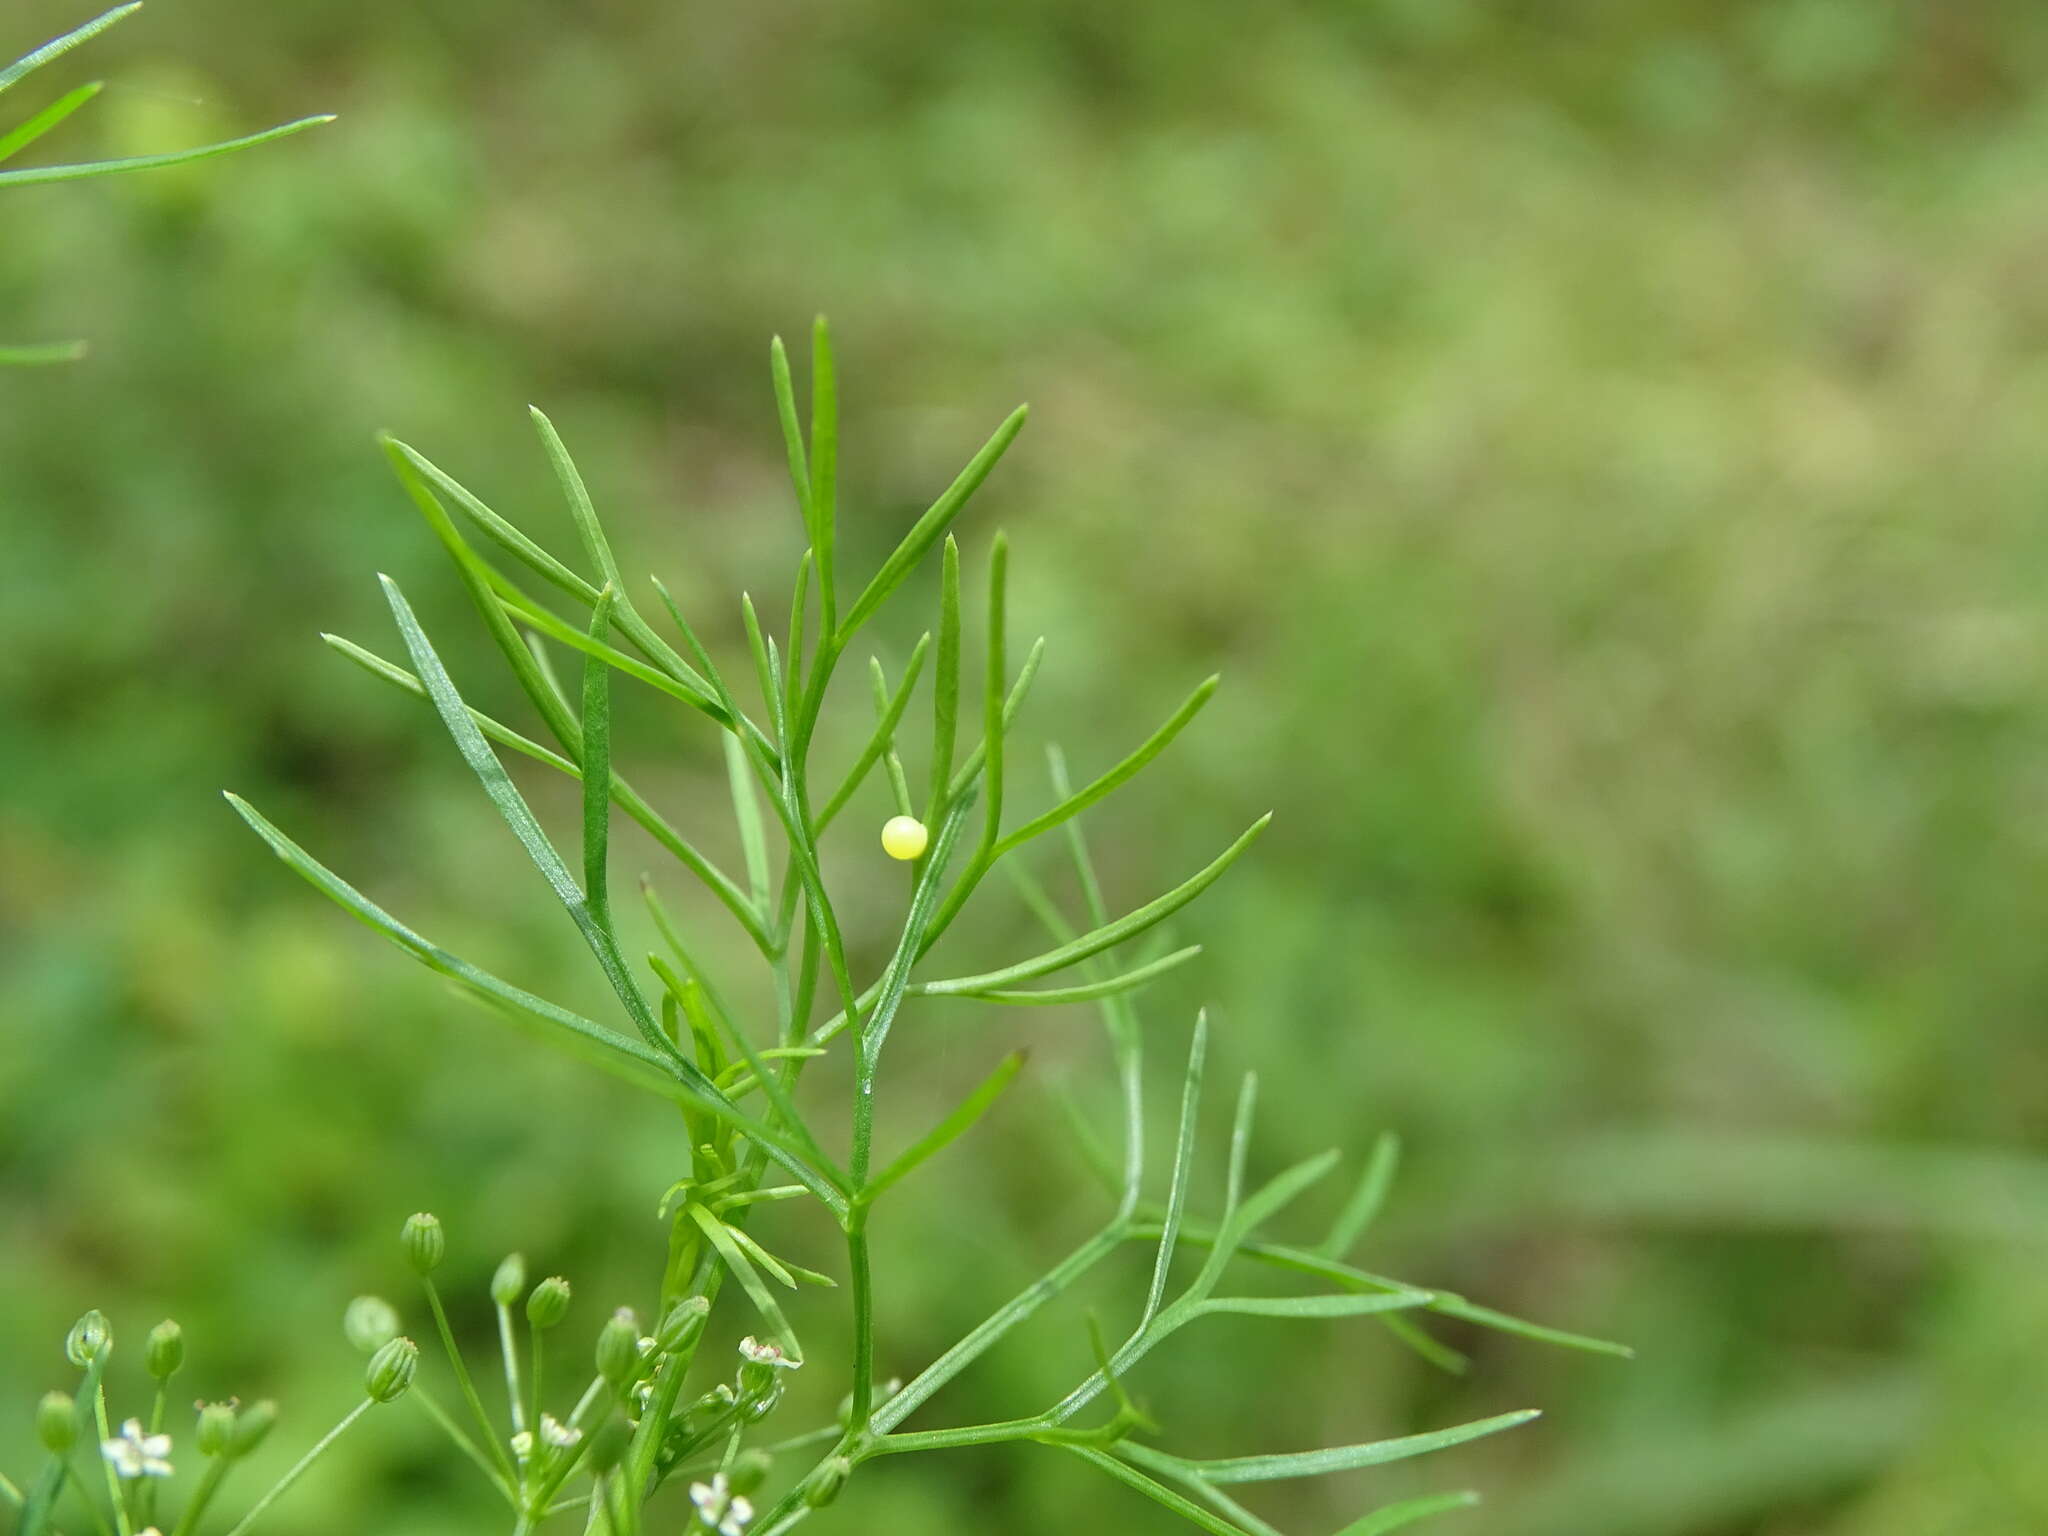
[7,2,2048,1532]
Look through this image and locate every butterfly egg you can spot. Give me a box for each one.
[880,815,928,861]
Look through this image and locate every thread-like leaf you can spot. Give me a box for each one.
[1173,1410,1540,1484]
[926,534,962,826]
[1321,1132,1401,1259]
[0,5,139,97]
[925,815,1272,990]
[863,1051,1027,1203]
[995,676,1219,856]
[1143,1014,1208,1327]
[920,945,1202,1005]
[815,635,930,831]
[810,316,838,629]
[0,114,332,187]
[1334,1491,1482,1536]
[1191,1292,1433,1321]
[839,405,1027,641]
[580,589,617,932]
[0,81,102,165]
[1062,1448,1251,1536]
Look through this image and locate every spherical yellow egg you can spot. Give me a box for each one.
[880,815,929,861]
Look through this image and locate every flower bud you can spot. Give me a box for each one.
[226,1400,278,1459]
[728,1448,772,1496]
[585,1416,631,1475]
[145,1320,184,1382]
[655,1296,709,1354]
[401,1213,445,1276]
[526,1276,571,1330]
[596,1308,641,1388]
[804,1455,851,1508]
[64,1310,111,1368]
[36,1392,76,1454]
[195,1402,237,1456]
[490,1253,527,1307]
[365,1337,419,1403]
[343,1295,401,1355]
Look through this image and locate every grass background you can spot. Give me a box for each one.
[6,2,2048,1532]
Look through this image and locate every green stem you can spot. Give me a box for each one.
[91,1387,132,1536]
[497,1300,527,1438]
[166,1457,230,1536]
[424,1277,517,1481]
[415,1386,519,1503]
[61,1460,116,1536]
[220,1401,372,1536]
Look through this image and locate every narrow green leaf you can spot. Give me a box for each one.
[580,589,617,932]
[1143,1013,1208,1326]
[924,814,1272,990]
[327,631,764,948]
[980,533,1009,852]
[926,534,962,826]
[996,676,1219,856]
[855,795,977,1070]
[1063,1448,1252,1536]
[1191,1150,1344,1301]
[943,634,1046,804]
[527,406,623,589]
[770,334,815,540]
[863,1050,1027,1203]
[1321,1132,1401,1259]
[920,945,1202,1005]
[0,113,333,187]
[839,404,1027,641]
[0,5,139,97]
[0,81,102,165]
[740,591,784,740]
[1179,1410,1539,1484]
[871,657,916,817]
[785,549,813,721]
[810,316,838,631]
[388,437,598,603]
[1423,1293,1635,1359]
[1191,1292,1433,1321]
[815,635,930,832]
[1334,1491,1482,1536]
[688,1203,801,1358]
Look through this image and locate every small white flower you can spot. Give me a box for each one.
[689,1472,753,1535]
[101,1420,172,1479]
[540,1413,581,1449]
[510,1431,535,1461]
[737,1336,798,1370]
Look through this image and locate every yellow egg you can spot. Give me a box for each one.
[880,815,929,861]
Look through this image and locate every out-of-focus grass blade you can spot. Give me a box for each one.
[0,4,138,97]
[1062,1447,1251,1536]
[1321,1132,1401,1259]
[816,635,930,831]
[0,340,87,365]
[580,589,617,931]
[1142,1013,1208,1327]
[838,404,1027,642]
[809,316,838,630]
[1335,1491,1482,1536]
[0,113,333,187]
[923,815,1272,989]
[919,945,1202,1005]
[1175,1410,1540,1484]
[863,1050,1027,1203]
[726,733,772,910]
[995,676,1219,856]
[0,81,102,164]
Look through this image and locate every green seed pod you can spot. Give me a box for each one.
[804,1455,852,1508]
[35,1391,76,1454]
[195,1401,238,1456]
[655,1296,709,1354]
[401,1212,445,1276]
[226,1400,279,1459]
[489,1253,527,1307]
[145,1319,184,1382]
[64,1310,111,1368]
[525,1276,572,1330]
[343,1295,402,1355]
[365,1336,419,1403]
[585,1416,631,1475]
[728,1448,772,1496]
[595,1308,641,1388]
